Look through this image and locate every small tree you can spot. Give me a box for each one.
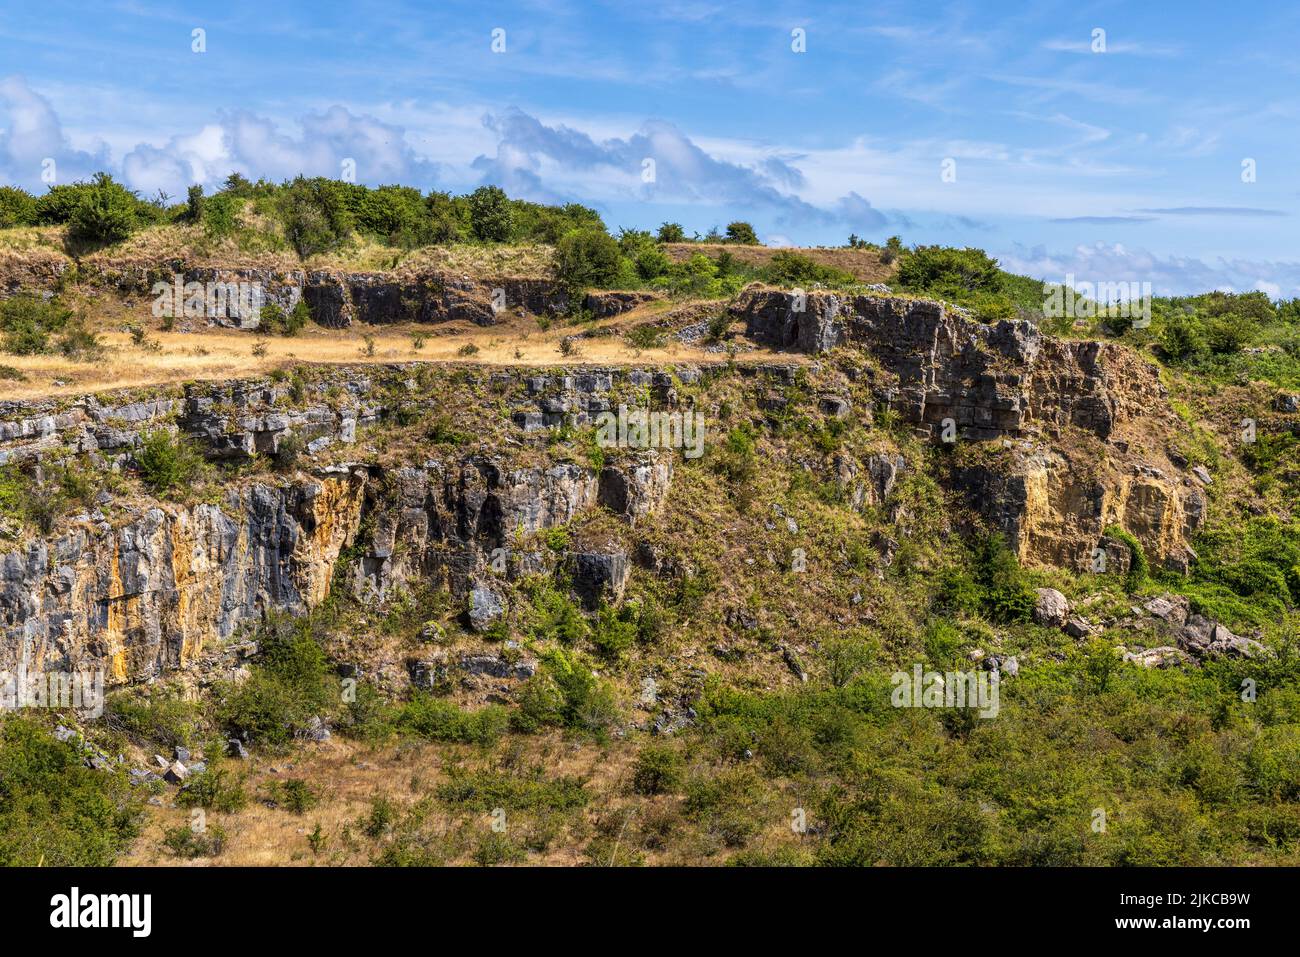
[656,222,685,243]
[136,430,207,493]
[554,228,622,290]
[468,185,513,242]
[186,185,204,222]
[724,221,759,245]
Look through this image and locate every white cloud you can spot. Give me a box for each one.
[998,241,1300,298]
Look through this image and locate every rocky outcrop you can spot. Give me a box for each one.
[952,451,1205,571]
[0,473,367,684]
[56,260,570,329]
[732,286,1165,442]
[729,288,1199,571]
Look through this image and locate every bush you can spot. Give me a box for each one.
[203,192,241,239]
[162,823,227,858]
[632,745,684,795]
[278,176,353,258]
[627,324,664,350]
[896,245,1003,300]
[0,717,142,866]
[759,251,853,288]
[395,695,509,746]
[554,227,623,290]
[104,687,205,750]
[135,430,208,493]
[0,294,72,355]
[1105,525,1149,591]
[67,174,143,244]
[263,778,320,814]
[590,602,638,659]
[216,615,335,749]
[176,765,248,813]
[0,186,37,228]
[656,222,686,243]
[259,297,310,335]
[513,649,618,736]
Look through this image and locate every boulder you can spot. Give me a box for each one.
[1124,646,1189,669]
[1064,617,1096,639]
[1033,588,1070,627]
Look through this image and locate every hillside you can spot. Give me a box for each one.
[0,179,1298,869]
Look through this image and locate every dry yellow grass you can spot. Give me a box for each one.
[118,732,644,867]
[0,302,779,401]
[662,242,896,283]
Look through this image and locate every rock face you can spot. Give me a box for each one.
[729,288,1202,571]
[58,261,570,329]
[0,474,367,683]
[733,286,1164,442]
[598,452,674,524]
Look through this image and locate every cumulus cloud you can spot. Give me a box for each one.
[1,74,440,198]
[0,75,107,188]
[120,107,441,199]
[998,242,1300,298]
[470,107,895,231]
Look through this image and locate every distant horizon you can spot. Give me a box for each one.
[2,0,1299,295]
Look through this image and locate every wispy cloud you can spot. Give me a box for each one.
[1135,206,1288,217]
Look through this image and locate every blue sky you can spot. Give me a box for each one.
[2,0,1299,294]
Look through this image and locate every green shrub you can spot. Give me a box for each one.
[216,615,335,749]
[656,222,686,243]
[162,823,226,858]
[896,245,1003,300]
[135,429,208,493]
[262,777,320,814]
[104,687,205,750]
[176,765,248,813]
[759,251,854,288]
[1104,525,1149,591]
[0,186,37,228]
[0,717,142,866]
[67,174,142,244]
[627,324,664,350]
[632,745,684,794]
[277,176,353,258]
[395,695,509,746]
[724,221,759,244]
[527,580,589,645]
[590,602,638,659]
[0,294,72,355]
[203,192,242,239]
[513,649,618,736]
[259,297,309,335]
[554,227,623,290]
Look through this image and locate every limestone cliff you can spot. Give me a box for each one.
[0,293,1219,688]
